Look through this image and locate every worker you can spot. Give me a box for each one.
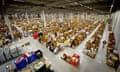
[0,38,3,47]
[114,59,120,72]
[114,53,120,72]
[103,40,107,48]
[38,31,43,37]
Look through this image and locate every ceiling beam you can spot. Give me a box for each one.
[79,1,112,8]
[46,0,79,7]
[10,0,46,6]
[78,0,112,4]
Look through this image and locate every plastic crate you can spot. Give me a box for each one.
[27,53,37,63]
[15,58,27,70]
[35,50,43,58]
[33,33,39,39]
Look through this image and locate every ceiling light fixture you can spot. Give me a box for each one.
[74,2,78,5]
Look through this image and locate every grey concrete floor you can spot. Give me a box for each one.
[0,24,115,72]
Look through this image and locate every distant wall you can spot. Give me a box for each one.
[112,11,120,53]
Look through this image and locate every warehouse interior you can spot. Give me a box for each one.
[0,0,120,72]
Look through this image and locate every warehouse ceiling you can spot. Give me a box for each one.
[0,0,120,14]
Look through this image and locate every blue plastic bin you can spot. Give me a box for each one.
[15,59,27,70]
[27,53,37,63]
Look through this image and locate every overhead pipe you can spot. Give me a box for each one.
[109,0,115,13]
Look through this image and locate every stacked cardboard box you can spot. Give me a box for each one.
[106,32,119,67]
[85,23,106,58]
